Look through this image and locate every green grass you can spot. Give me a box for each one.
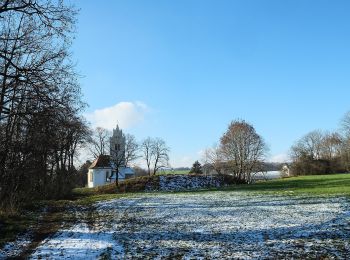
[158,170,190,175]
[74,193,134,205]
[74,173,350,198]
[220,173,350,197]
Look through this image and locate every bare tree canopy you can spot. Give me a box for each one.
[341,111,350,171]
[290,130,324,161]
[88,127,110,158]
[202,144,225,175]
[141,137,153,176]
[321,132,342,160]
[290,125,349,175]
[124,133,139,167]
[220,120,267,183]
[0,0,85,212]
[341,111,350,136]
[141,137,170,175]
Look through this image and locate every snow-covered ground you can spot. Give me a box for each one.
[23,192,350,259]
[0,231,33,258]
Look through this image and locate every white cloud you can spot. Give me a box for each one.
[269,153,290,163]
[85,101,149,130]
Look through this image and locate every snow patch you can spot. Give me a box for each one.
[5,193,349,259]
[0,231,33,258]
[30,223,123,259]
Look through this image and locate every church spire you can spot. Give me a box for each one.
[110,125,126,167]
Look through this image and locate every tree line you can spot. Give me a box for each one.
[290,111,350,175]
[0,1,88,213]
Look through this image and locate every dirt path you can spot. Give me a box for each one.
[3,192,350,259]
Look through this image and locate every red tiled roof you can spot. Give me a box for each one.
[89,155,111,169]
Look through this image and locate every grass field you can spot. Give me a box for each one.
[1,173,350,257]
[158,169,190,175]
[30,185,350,259]
[223,173,350,197]
[72,173,350,198]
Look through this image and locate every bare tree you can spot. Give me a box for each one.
[341,111,350,136]
[290,128,348,175]
[303,130,324,160]
[0,1,75,18]
[220,120,267,183]
[0,0,84,212]
[124,133,139,167]
[202,144,225,175]
[151,138,170,175]
[290,130,324,161]
[141,137,170,175]
[341,111,350,171]
[141,137,153,176]
[321,132,342,160]
[110,144,125,186]
[88,127,110,158]
[109,132,140,181]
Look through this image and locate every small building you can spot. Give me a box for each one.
[281,164,290,177]
[87,125,136,188]
[87,155,135,188]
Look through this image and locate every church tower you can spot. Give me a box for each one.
[110,125,126,166]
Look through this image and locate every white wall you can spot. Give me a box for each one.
[87,167,135,188]
[88,168,111,188]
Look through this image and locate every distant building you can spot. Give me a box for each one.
[281,165,290,177]
[88,155,112,188]
[87,125,135,188]
[110,125,126,166]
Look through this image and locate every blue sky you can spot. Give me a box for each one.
[74,0,350,167]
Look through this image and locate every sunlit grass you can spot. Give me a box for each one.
[220,173,350,197]
[157,170,190,175]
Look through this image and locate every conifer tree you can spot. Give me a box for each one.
[190,161,203,174]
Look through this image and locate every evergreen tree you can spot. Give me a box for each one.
[190,161,203,174]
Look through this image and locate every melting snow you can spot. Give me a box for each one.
[0,231,33,258]
[3,192,350,259]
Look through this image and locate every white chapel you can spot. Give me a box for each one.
[87,125,135,188]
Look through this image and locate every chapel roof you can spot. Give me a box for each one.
[89,155,111,169]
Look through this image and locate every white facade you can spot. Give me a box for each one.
[88,167,112,188]
[88,166,135,188]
